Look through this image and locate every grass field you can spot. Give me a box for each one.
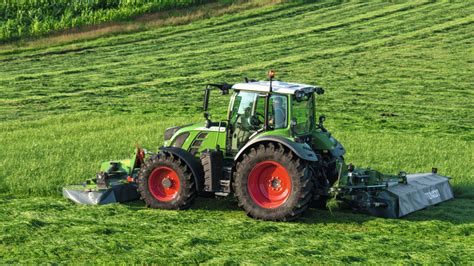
[1,0,473,263]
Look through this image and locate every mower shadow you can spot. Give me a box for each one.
[304,197,474,225]
[122,194,474,225]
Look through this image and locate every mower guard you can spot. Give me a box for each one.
[366,173,453,218]
[334,167,454,218]
[63,182,139,205]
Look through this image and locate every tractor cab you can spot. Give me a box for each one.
[228,80,324,154]
[162,71,339,165]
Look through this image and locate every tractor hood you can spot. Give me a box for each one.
[163,122,227,156]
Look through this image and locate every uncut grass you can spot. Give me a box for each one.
[1,113,472,197]
[0,1,473,263]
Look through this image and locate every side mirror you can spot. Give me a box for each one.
[290,118,297,127]
[318,115,327,132]
[290,118,297,135]
[315,87,324,95]
[319,115,326,124]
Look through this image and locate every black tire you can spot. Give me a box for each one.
[138,153,196,210]
[233,143,313,221]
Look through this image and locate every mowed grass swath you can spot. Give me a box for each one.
[0,1,473,264]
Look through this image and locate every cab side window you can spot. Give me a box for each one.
[269,94,287,129]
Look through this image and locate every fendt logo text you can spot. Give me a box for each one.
[425,189,440,200]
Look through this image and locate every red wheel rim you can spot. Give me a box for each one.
[148,166,180,202]
[247,161,292,208]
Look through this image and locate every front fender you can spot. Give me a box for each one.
[234,135,318,162]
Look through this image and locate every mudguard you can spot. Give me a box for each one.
[160,146,205,191]
[234,135,318,162]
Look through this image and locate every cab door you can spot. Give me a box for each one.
[227,91,265,154]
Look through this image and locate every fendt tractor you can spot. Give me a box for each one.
[64,71,453,221]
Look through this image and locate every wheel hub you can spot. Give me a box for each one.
[162,177,172,188]
[270,177,281,189]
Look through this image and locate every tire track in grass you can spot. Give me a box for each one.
[0,0,422,77]
[42,0,458,80]
[0,2,390,95]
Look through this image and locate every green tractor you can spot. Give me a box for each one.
[64,71,453,221]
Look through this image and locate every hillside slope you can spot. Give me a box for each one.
[0,1,473,264]
[0,0,208,42]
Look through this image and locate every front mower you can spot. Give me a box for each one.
[63,148,143,204]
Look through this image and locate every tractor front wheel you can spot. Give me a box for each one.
[138,153,196,210]
[233,143,313,221]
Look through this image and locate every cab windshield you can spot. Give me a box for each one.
[292,93,315,134]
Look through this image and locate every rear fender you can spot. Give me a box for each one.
[234,136,318,162]
[160,146,204,191]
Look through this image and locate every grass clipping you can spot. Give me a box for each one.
[326,196,344,215]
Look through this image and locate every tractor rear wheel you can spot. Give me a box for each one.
[138,153,196,210]
[233,143,313,221]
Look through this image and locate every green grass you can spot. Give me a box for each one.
[0,0,473,263]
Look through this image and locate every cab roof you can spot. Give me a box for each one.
[232,81,317,95]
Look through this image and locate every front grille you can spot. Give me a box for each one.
[189,132,208,155]
[197,132,208,139]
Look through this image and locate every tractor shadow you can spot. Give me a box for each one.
[301,198,474,225]
[122,184,474,225]
[123,196,474,224]
[204,195,474,225]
